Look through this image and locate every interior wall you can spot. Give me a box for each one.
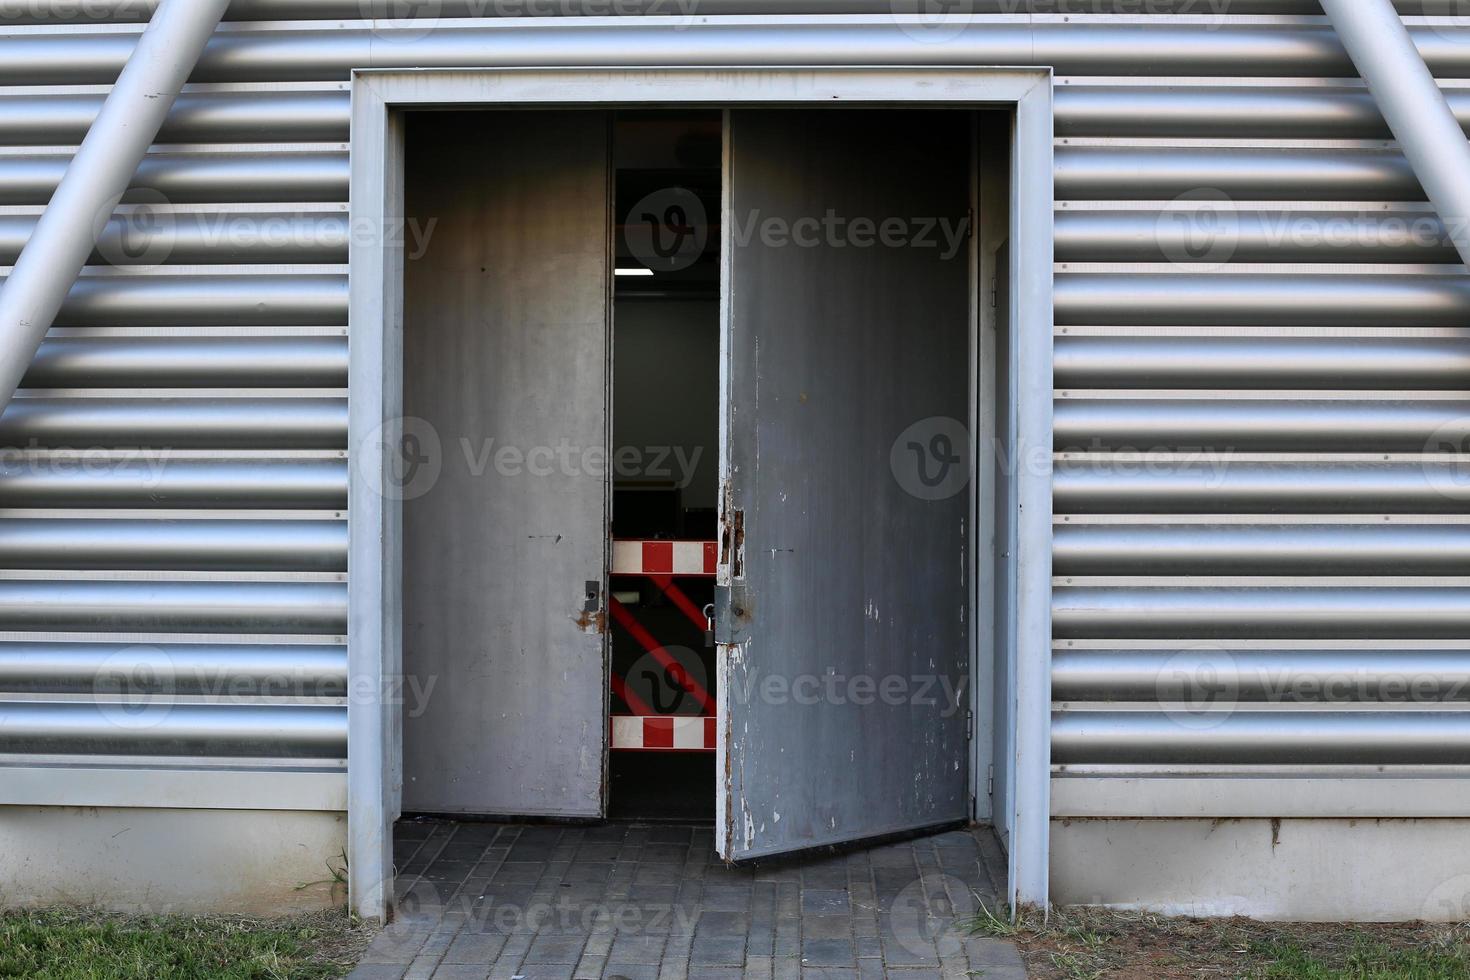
[612,298,720,512]
[974,109,1013,838]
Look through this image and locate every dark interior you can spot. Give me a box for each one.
[608,110,722,820]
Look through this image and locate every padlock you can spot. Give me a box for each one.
[703,602,716,648]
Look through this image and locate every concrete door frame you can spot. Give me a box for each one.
[348,65,1055,922]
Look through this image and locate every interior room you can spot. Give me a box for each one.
[607,110,723,819]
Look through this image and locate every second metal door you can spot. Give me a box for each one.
[718,109,974,859]
[402,111,611,818]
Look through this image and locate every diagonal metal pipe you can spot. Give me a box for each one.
[1321,0,1470,269]
[0,0,229,412]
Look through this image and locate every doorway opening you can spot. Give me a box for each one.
[607,110,723,820]
[352,66,1055,922]
[379,86,1044,903]
[394,106,985,832]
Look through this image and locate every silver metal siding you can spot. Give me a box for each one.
[0,3,1464,796]
[0,12,350,769]
[1048,6,1470,769]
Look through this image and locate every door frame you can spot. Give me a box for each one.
[348,65,1055,921]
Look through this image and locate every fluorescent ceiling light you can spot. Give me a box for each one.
[615,267,655,277]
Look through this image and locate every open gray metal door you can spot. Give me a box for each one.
[717,110,973,859]
[402,111,611,818]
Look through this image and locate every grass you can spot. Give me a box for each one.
[0,908,371,980]
[963,904,1470,980]
[1256,936,1470,979]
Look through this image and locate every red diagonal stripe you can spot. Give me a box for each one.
[649,573,711,633]
[608,596,715,713]
[610,672,654,716]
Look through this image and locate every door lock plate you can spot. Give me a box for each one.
[714,582,753,645]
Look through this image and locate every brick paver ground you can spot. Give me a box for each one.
[346,820,1027,980]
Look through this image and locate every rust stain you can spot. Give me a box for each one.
[719,502,747,579]
[732,508,745,579]
[575,609,606,634]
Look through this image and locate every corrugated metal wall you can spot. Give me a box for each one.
[0,2,352,767]
[1042,5,1470,772]
[2,1,1466,792]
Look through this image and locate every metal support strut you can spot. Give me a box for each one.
[1322,0,1470,268]
[0,0,230,411]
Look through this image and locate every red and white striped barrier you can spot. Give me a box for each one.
[611,714,717,751]
[608,539,718,752]
[611,540,717,577]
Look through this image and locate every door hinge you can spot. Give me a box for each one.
[986,763,994,797]
[965,708,973,741]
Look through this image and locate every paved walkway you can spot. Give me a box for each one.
[348,820,1027,980]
